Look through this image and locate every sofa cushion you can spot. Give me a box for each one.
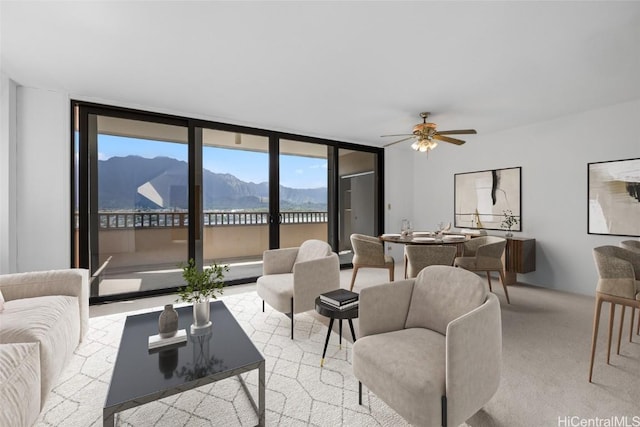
[0,295,80,406]
[294,240,331,265]
[353,328,445,426]
[405,265,487,335]
[0,343,41,427]
[256,274,294,314]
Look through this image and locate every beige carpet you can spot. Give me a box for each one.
[88,266,640,426]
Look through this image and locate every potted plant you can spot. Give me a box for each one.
[177,259,229,329]
[500,210,519,237]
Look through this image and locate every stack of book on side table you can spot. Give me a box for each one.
[320,289,359,310]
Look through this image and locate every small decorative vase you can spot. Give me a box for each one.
[158,304,179,338]
[505,230,513,238]
[193,299,211,328]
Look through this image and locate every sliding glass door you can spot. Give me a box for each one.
[74,101,383,302]
[338,149,380,264]
[82,112,189,298]
[201,129,270,281]
[278,139,329,247]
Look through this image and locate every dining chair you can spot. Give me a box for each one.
[620,241,640,338]
[589,246,640,382]
[404,245,457,279]
[453,236,510,304]
[349,234,394,291]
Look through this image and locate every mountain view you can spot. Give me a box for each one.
[98,156,327,211]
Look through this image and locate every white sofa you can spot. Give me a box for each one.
[0,269,89,427]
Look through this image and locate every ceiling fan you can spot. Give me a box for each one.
[382,112,477,153]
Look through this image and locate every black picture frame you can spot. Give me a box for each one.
[588,157,640,237]
[454,166,522,231]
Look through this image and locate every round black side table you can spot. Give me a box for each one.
[315,296,358,367]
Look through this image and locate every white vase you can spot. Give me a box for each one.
[193,299,211,328]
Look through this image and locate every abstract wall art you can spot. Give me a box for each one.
[588,158,640,237]
[454,167,522,231]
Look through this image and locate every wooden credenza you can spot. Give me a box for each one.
[502,237,536,285]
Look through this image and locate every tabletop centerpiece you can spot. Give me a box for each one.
[500,209,519,237]
[177,258,229,334]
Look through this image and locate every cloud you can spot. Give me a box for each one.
[98,152,110,161]
[309,162,328,170]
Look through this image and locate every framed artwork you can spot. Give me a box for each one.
[454,166,522,231]
[588,158,640,237]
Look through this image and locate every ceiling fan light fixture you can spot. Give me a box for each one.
[411,141,420,150]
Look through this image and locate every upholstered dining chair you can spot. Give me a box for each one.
[589,246,640,382]
[353,266,502,427]
[620,240,640,337]
[349,234,394,291]
[404,245,457,279]
[453,236,510,304]
[257,239,340,339]
[620,240,640,253]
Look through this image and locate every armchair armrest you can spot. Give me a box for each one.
[262,247,299,275]
[292,253,340,313]
[445,293,501,427]
[358,279,414,338]
[0,269,90,342]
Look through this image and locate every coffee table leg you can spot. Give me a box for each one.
[321,317,334,367]
[103,409,114,427]
[348,319,356,342]
[258,361,265,426]
[339,319,343,349]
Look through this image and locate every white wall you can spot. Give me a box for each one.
[390,99,640,295]
[6,81,638,294]
[0,73,17,274]
[14,86,70,272]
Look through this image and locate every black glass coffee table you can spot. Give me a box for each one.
[103,301,265,426]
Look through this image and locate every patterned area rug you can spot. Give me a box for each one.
[35,291,408,426]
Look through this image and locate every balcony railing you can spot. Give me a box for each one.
[96,211,328,229]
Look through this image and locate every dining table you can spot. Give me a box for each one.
[379,232,469,274]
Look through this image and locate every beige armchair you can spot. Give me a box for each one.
[404,245,457,279]
[589,246,640,382]
[353,266,502,427]
[257,240,339,339]
[454,236,510,304]
[350,234,394,291]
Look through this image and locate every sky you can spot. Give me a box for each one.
[98,135,328,189]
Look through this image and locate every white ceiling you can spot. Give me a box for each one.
[2,1,640,147]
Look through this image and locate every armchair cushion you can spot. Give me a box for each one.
[352,328,445,426]
[405,266,488,335]
[256,273,294,313]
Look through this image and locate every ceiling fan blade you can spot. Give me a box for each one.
[435,129,477,135]
[433,134,466,145]
[383,136,415,147]
[381,133,413,137]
